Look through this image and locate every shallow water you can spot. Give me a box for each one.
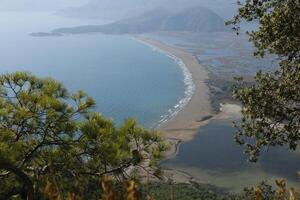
[164,119,300,192]
[146,32,276,78]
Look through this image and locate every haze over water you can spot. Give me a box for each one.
[0,12,186,127]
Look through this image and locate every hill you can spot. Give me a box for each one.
[49,7,228,35]
[57,0,237,20]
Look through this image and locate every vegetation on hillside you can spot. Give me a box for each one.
[40,177,300,200]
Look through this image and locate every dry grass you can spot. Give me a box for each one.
[43,175,137,200]
[255,177,300,200]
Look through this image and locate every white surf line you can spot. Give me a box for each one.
[132,37,196,128]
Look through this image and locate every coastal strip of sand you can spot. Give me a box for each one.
[133,36,218,174]
[133,36,243,184]
[135,36,213,142]
[133,36,214,183]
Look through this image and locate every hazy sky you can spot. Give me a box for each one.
[0,0,89,11]
[0,0,238,20]
[59,0,237,20]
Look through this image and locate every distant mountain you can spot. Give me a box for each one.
[58,0,237,20]
[47,7,228,35]
[161,7,227,32]
[57,0,163,20]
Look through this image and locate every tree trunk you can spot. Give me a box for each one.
[0,156,34,200]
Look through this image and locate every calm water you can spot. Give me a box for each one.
[0,12,185,127]
[164,118,300,192]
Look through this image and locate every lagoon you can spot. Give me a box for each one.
[164,118,300,192]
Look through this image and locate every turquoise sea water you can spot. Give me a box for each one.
[0,12,186,127]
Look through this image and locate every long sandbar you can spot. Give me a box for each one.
[136,36,213,142]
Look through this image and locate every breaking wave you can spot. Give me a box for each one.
[133,38,196,128]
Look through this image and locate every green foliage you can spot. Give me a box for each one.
[227,0,300,161]
[139,182,231,200]
[227,0,300,59]
[234,182,277,200]
[0,72,166,199]
[137,182,284,200]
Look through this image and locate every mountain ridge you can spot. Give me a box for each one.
[57,0,236,20]
[39,7,229,36]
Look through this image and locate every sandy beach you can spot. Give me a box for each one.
[133,36,245,185]
[132,36,215,182]
[136,36,214,142]
[134,36,288,191]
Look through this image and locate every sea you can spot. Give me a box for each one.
[0,11,189,128]
[2,11,299,193]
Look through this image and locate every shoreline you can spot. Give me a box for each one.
[134,36,242,187]
[132,37,196,129]
[134,36,214,143]
[133,35,215,184]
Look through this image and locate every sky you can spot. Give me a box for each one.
[60,0,237,20]
[0,0,238,20]
[0,0,89,11]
